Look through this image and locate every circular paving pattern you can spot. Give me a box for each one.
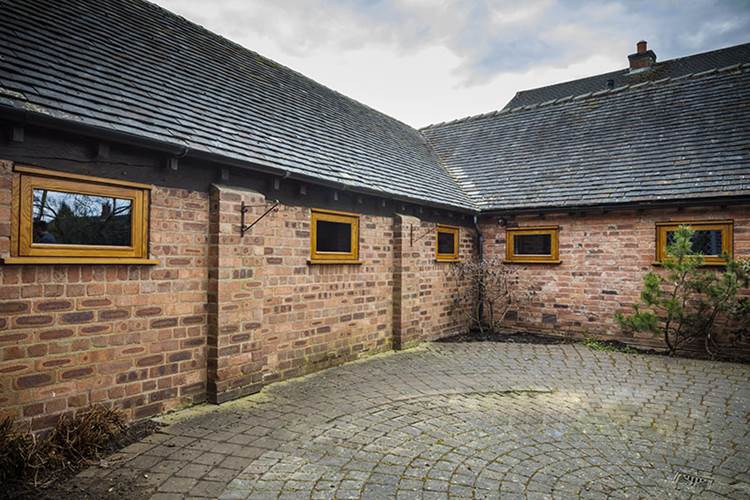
[227,390,741,499]
[69,343,750,499]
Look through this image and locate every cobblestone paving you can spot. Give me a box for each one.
[72,343,750,499]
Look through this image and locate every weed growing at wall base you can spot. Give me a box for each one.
[583,338,637,353]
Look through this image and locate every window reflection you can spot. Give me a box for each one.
[666,230,723,256]
[32,189,132,246]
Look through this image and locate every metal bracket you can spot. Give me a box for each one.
[240,200,279,237]
[410,224,437,246]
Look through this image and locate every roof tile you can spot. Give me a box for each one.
[421,68,750,211]
[0,0,475,210]
[504,42,750,109]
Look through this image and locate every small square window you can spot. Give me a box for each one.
[5,165,156,265]
[436,225,459,262]
[655,221,733,265]
[505,226,560,264]
[310,209,360,264]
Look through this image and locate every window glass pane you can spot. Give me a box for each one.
[513,233,552,255]
[437,231,455,255]
[666,229,723,256]
[316,220,351,252]
[32,188,132,246]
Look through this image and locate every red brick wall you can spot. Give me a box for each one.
[0,162,476,429]
[206,185,265,403]
[480,205,750,348]
[4,151,748,431]
[0,160,209,429]
[394,215,476,348]
[207,186,477,402]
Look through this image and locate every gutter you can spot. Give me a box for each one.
[1,107,479,215]
[473,214,484,324]
[481,195,750,216]
[473,215,483,261]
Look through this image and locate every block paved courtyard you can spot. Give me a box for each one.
[64,342,749,499]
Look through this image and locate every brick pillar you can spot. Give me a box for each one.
[393,214,423,349]
[207,185,266,403]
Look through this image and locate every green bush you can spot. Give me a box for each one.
[616,225,750,356]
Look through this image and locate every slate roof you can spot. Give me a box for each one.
[504,42,750,109]
[0,0,474,210]
[0,1,748,215]
[421,65,750,211]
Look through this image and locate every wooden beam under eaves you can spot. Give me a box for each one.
[11,125,24,143]
[96,142,110,159]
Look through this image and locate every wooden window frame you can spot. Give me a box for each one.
[504,226,560,264]
[436,225,460,262]
[309,208,360,264]
[655,220,733,266]
[4,165,158,265]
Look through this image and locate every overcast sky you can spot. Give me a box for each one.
[151,0,750,128]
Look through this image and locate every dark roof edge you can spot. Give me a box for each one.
[421,62,750,130]
[5,106,748,216]
[480,195,750,217]
[1,106,478,214]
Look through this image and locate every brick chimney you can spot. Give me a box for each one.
[628,40,656,72]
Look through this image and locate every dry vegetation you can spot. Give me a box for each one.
[0,405,127,489]
[450,256,532,335]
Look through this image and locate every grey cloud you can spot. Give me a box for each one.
[155,0,750,85]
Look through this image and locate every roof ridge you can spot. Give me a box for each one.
[504,41,750,105]
[420,62,750,130]
[658,41,750,65]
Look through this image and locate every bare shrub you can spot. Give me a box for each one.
[49,405,127,472]
[1,416,31,483]
[0,405,127,487]
[450,257,528,335]
[0,416,53,486]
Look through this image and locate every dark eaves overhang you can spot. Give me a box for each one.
[1,106,479,215]
[480,195,750,217]
[9,107,747,218]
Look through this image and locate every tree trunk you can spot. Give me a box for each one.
[487,301,494,335]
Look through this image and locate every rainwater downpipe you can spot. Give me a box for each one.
[473,214,484,325]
